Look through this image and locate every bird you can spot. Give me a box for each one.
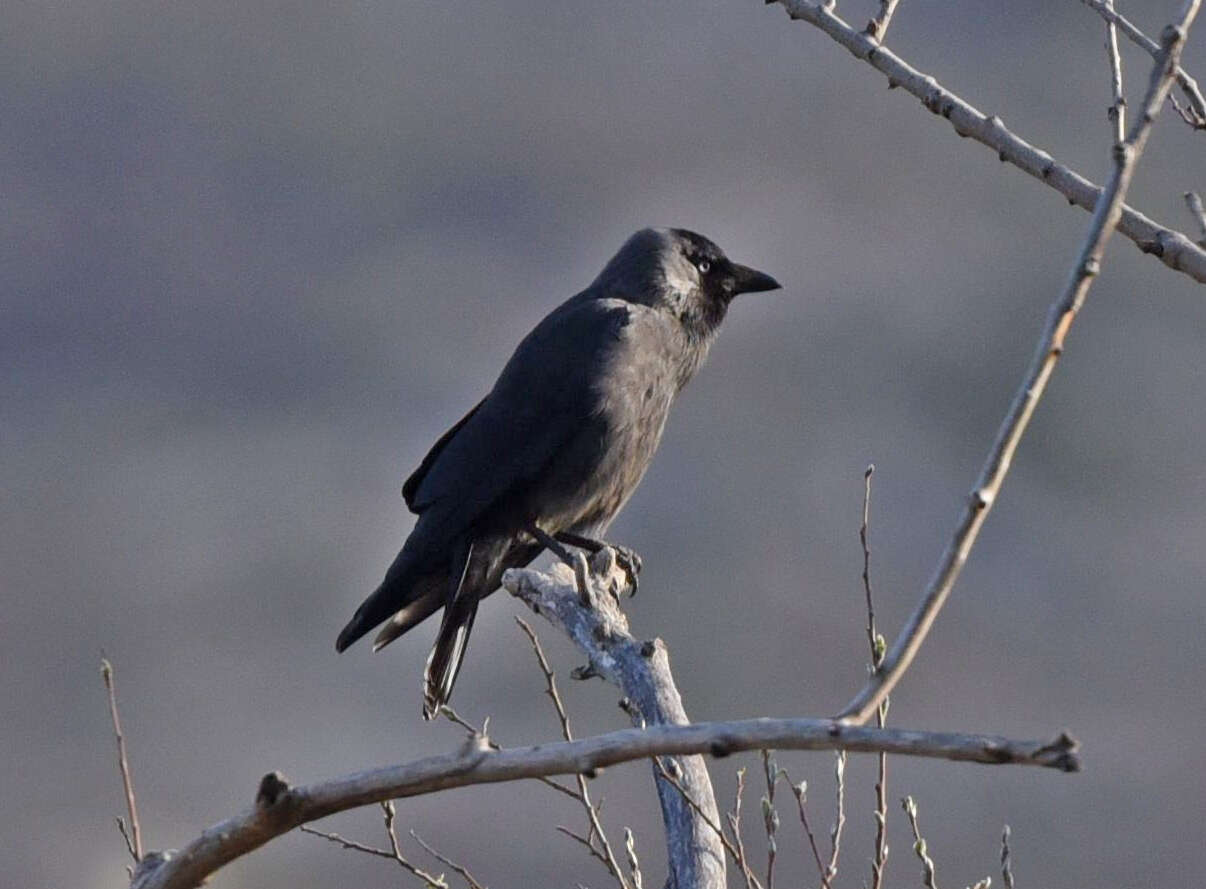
[336,227,780,718]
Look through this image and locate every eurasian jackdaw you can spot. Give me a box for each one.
[336,227,780,718]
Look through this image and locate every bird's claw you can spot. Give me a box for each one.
[610,545,642,596]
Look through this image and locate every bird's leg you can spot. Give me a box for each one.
[526,523,593,601]
[554,531,642,596]
[526,523,575,564]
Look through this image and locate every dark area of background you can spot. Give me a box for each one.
[5,1,1205,886]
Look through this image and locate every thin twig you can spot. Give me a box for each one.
[833,0,1203,724]
[865,0,901,41]
[557,825,614,870]
[825,752,847,885]
[1185,192,1206,245]
[860,465,878,657]
[515,617,629,889]
[725,768,761,889]
[410,829,487,889]
[1001,825,1015,889]
[901,796,939,889]
[760,752,780,889]
[772,0,1206,285]
[299,825,400,861]
[101,657,143,862]
[786,777,831,889]
[1078,0,1206,127]
[1104,0,1127,144]
[299,804,450,889]
[440,705,579,801]
[385,801,451,888]
[860,467,889,889]
[623,828,643,889]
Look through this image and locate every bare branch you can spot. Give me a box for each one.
[1078,0,1206,127]
[410,829,487,889]
[439,705,579,801]
[557,824,614,868]
[653,757,744,871]
[129,715,1075,889]
[902,796,939,889]
[298,802,450,889]
[1185,192,1206,245]
[383,801,452,888]
[1103,0,1127,145]
[506,552,727,889]
[101,657,144,862]
[516,619,626,885]
[835,0,1202,724]
[299,824,400,862]
[128,556,1079,889]
[515,617,628,889]
[865,0,901,42]
[771,0,1206,285]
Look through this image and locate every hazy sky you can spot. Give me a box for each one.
[5,2,1206,887]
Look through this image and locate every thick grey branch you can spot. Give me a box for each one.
[836,0,1201,724]
[505,551,726,889]
[128,660,1078,889]
[773,0,1206,284]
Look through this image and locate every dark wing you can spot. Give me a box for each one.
[404,295,630,539]
[403,398,484,512]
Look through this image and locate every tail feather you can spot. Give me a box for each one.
[371,580,443,651]
[422,540,478,719]
[336,549,429,653]
[422,597,479,720]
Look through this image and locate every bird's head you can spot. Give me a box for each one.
[594,228,781,335]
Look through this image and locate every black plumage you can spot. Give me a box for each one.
[336,227,780,718]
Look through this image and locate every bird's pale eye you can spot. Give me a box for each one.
[696,259,711,274]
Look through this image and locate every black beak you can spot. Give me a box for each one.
[730,262,781,295]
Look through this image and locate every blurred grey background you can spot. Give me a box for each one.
[5,1,1206,886]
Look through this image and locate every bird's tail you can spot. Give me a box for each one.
[336,549,441,653]
[422,594,479,720]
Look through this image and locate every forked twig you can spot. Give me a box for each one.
[835,0,1203,724]
[773,0,1206,285]
[1078,0,1206,127]
[865,0,901,41]
[299,802,449,888]
[439,705,578,800]
[410,829,487,889]
[516,617,629,889]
